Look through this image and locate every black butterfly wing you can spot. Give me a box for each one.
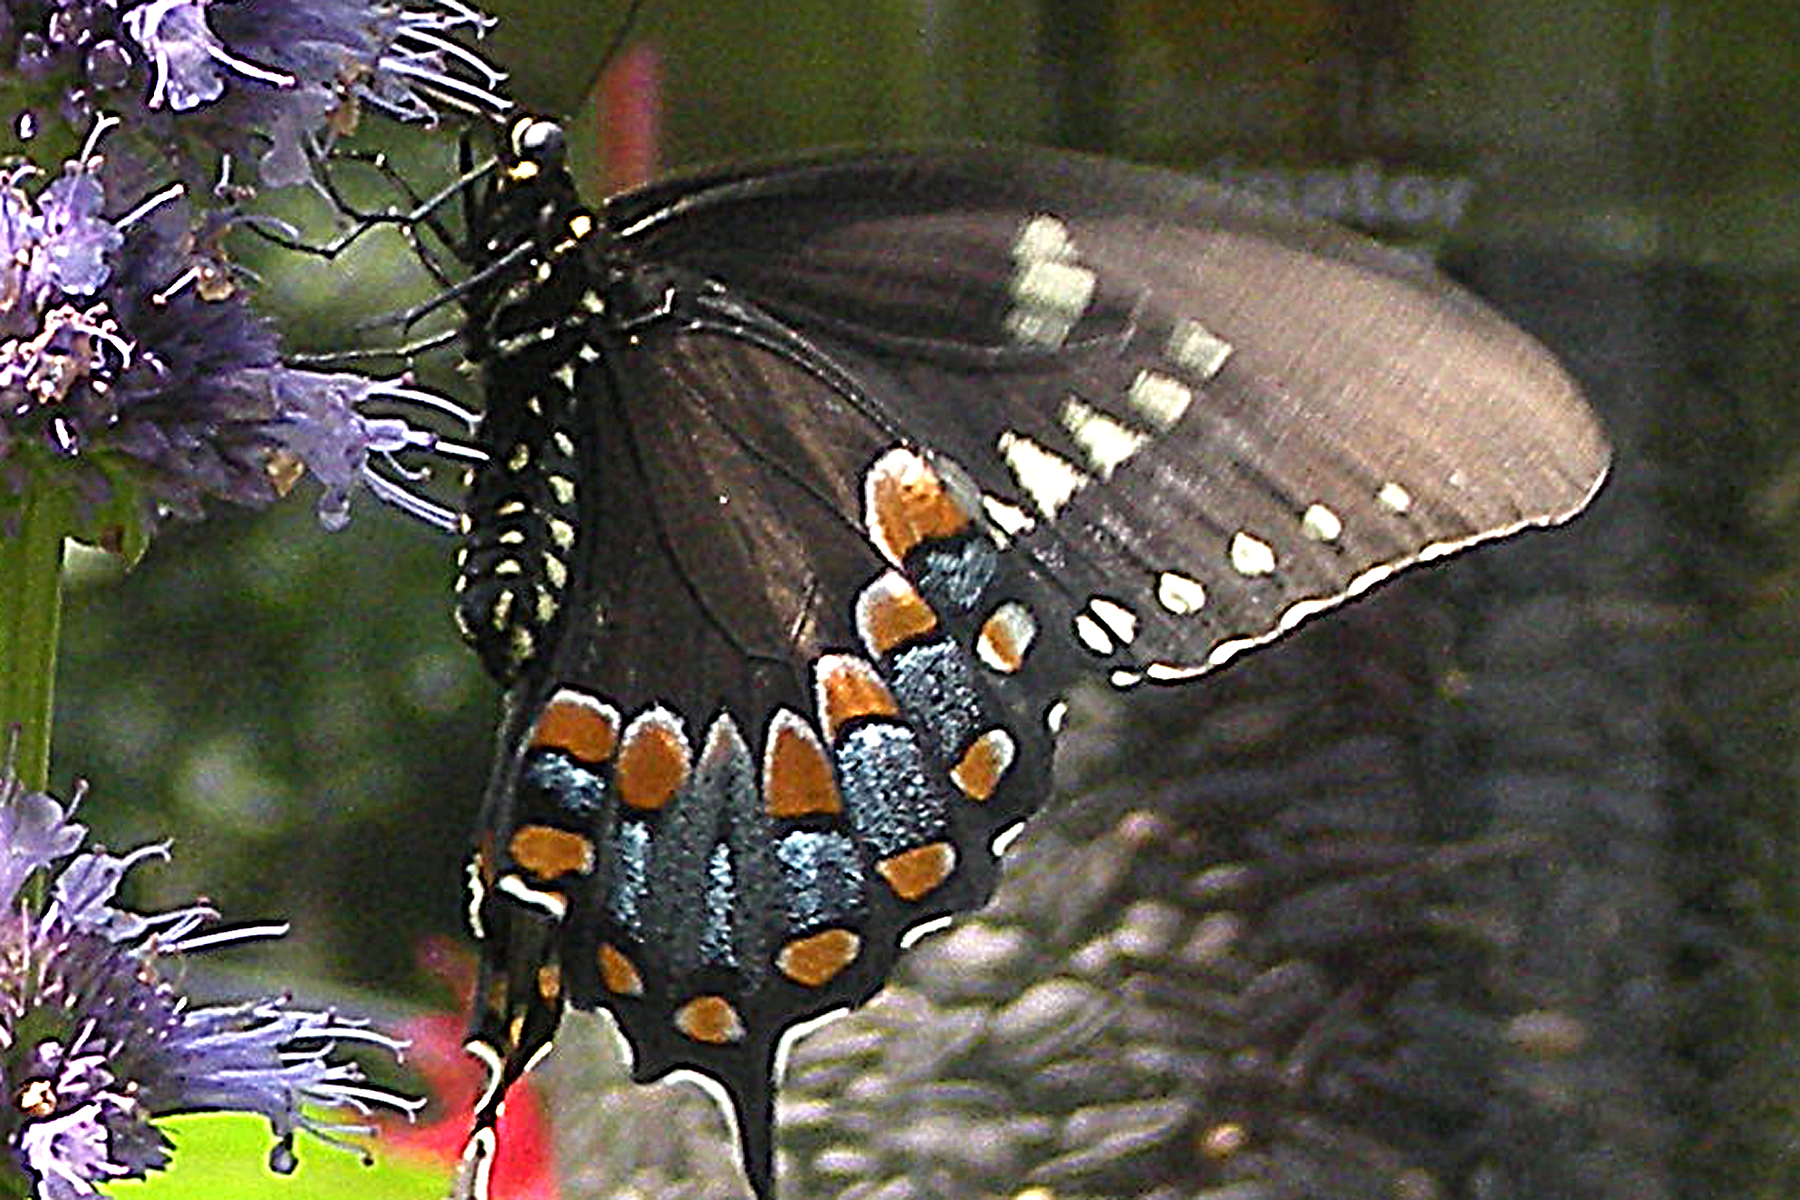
[460,312,1071,1198]
[606,146,1608,683]
[455,141,1608,1200]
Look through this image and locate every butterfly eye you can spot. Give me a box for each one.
[508,116,566,168]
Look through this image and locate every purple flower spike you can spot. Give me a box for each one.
[2,1,504,190]
[0,769,422,1199]
[1,142,467,540]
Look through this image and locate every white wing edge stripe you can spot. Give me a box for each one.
[1197,481,1607,673]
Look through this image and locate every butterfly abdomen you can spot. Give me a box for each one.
[455,253,602,683]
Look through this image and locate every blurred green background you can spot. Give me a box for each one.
[44,0,1800,1195]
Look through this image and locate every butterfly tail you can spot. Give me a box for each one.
[452,902,566,1200]
[729,1059,779,1200]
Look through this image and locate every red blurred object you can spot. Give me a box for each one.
[596,42,662,191]
[381,940,560,1200]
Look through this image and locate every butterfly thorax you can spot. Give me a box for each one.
[452,117,614,684]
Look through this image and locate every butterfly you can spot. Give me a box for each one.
[446,113,1608,1199]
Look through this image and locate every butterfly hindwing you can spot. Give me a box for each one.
[459,279,1067,1197]
[452,122,1608,1200]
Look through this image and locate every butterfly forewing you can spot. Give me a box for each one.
[610,147,1606,679]
[451,125,1608,1200]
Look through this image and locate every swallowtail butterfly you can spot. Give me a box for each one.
[449,114,1608,1199]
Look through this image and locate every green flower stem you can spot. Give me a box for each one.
[0,476,67,793]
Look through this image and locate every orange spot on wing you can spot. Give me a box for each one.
[777,928,863,987]
[537,963,562,1003]
[529,691,620,763]
[472,834,496,887]
[616,710,689,811]
[598,943,644,997]
[867,449,971,564]
[816,655,899,741]
[977,605,1034,673]
[765,715,843,818]
[858,572,940,656]
[674,995,746,1045]
[876,841,958,901]
[508,824,595,880]
[950,729,1015,801]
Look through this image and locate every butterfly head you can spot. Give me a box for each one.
[463,112,593,279]
[499,114,568,186]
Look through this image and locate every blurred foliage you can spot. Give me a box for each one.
[57,498,488,990]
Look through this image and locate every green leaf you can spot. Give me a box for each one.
[105,1114,453,1200]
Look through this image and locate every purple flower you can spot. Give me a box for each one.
[1,140,463,538]
[5,1,507,192]
[1,0,503,188]
[0,769,421,1198]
